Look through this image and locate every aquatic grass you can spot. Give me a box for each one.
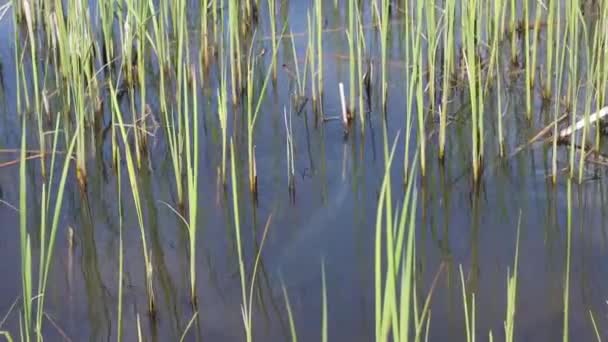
[374,128,419,341]
[284,106,295,193]
[462,0,484,182]
[17,111,79,342]
[321,261,328,342]
[268,0,277,82]
[544,0,556,99]
[566,0,581,179]
[425,0,438,123]
[18,117,32,342]
[229,139,274,342]
[245,27,286,194]
[20,0,45,179]
[184,64,200,305]
[551,0,568,183]
[378,0,390,113]
[200,0,210,67]
[459,265,476,342]
[217,64,229,186]
[523,0,532,118]
[504,212,521,342]
[228,0,243,104]
[413,0,426,176]
[347,0,355,114]
[355,1,367,134]
[315,0,323,100]
[115,146,124,342]
[589,310,601,342]
[439,0,456,160]
[290,30,304,99]
[108,72,155,316]
[563,179,572,342]
[282,283,298,342]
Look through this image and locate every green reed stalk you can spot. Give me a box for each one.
[21,1,45,179]
[355,2,366,134]
[282,283,298,342]
[284,107,295,190]
[544,0,556,99]
[578,22,593,184]
[184,65,200,304]
[116,150,124,342]
[228,0,242,104]
[563,180,572,342]
[379,0,389,112]
[425,0,438,120]
[315,0,323,99]
[463,0,483,181]
[321,262,328,342]
[459,265,476,342]
[375,129,419,341]
[289,30,307,98]
[218,66,229,186]
[19,117,32,342]
[246,29,285,193]
[268,0,277,81]
[413,0,426,176]
[529,0,543,88]
[109,76,155,316]
[439,0,456,160]
[523,0,532,118]
[200,0,209,66]
[485,0,506,156]
[229,140,251,341]
[347,0,355,113]
[552,0,567,183]
[566,0,580,179]
[308,12,317,105]
[509,0,517,65]
[504,213,521,342]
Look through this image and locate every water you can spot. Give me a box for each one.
[1,1,608,341]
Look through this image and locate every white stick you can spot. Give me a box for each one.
[339,82,348,127]
[559,106,608,138]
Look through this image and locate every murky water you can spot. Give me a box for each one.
[1,1,608,341]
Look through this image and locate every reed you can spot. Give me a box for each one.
[523,0,532,118]
[374,129,419,341]
[378,0,390,113]
[459,265,476,342]
[21,0,45,179]
[551,0,567,183]
[544,0,557,100]
[230,140,274,342]
[284,107,295,193]
[563,180,572,342]
[228,0,243,105]
[413,0,426,176]
[282,283,298,342]
[315,0,323,99]
[355,1,367,134]
[184,65,200,305]
[217,65,229,186]
[566,0,581,179]
[268,0,278,81]
[504,213,521,342]
[245,29,284,194]
[462,0,484,182]
[439,0,456,160]
[109,74,155,316]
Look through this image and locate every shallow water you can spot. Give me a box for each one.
[1,1,608,341]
